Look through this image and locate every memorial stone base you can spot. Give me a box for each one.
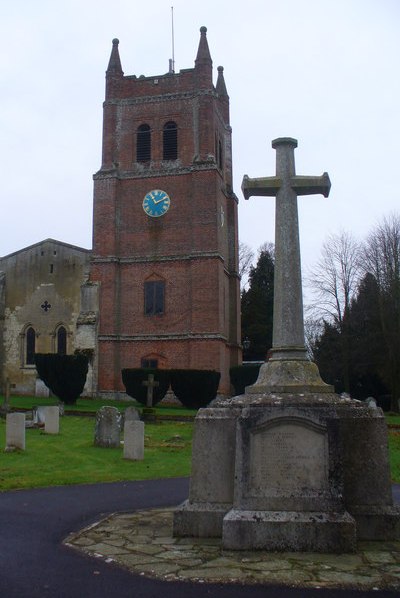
[173,391,400,552]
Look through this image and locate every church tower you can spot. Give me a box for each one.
[90,27,241,397]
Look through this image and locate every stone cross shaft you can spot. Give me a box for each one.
[142,374,159,407]
[242,137,331,361]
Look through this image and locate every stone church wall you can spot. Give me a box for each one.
[0,239,91,396]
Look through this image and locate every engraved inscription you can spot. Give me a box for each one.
[248,419,328,496]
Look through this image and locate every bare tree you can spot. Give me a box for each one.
[362,213,400,411]
[238,241,255,291]
[307,230,362,328]
[306,231,362,392]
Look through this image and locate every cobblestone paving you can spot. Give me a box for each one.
[65,508,400,590]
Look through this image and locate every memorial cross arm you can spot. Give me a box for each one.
[291,173,331,197]
[242,175,281,199]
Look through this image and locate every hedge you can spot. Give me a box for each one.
[34,353,89,405]
[170,369,220,409]
[229,364,262,395]
[121,368,170,406]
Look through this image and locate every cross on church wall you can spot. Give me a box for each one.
[242,137,331,362]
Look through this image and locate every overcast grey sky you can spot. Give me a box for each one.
[1,0,399,279]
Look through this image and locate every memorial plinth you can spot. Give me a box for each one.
[173,138,400,552]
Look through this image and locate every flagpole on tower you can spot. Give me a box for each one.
[169,6,175,73]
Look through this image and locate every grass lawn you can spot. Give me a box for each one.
[1,403,400,492]
[0,416,193,491]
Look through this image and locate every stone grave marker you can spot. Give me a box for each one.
[142,374,159,407]
[35,378,50,397]
[94,406,121,448]
[6,413,25,451]
[1,378,11,414]
[44,406,59,434]
[124,406,140,422]
[365,396,378,409]
[123,420,144,460]
[32,406,47,426]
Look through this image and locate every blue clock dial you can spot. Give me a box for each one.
[142,189,171,217]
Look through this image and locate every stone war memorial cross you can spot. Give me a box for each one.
[174,136,400,553]
[242,137,333,393]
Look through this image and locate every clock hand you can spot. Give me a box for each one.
[153,197,167,204]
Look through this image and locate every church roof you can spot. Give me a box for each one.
[0,238,91,261]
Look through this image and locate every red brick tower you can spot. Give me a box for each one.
[90,27,241,396]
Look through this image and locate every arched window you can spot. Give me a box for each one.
[144,279,165,316]
[26,327,36,365]
[136,124,151,162]
[57,326,67,355]
[163,121,177,160]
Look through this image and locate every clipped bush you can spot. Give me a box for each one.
[170,369,220,409]
[121,369,170,406]
[229,364,262,396]
[34,353,89,405]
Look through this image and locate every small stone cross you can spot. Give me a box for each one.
[41,300,52,312]
[242,137,331,362]
[142,374,159,408]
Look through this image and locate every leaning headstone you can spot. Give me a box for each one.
[44,406,59,434]
[6,413,25,451]
[94,406,121,448]
[123,420,144,460]
[365,396,378,410]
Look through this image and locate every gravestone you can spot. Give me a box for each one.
[142,374,159,407]
[35,378,50,397]
[0,378,11,414]
[365,396,377,409]
[32,406,47,426]
[124,406,140,423]
[94,406,121,448]
[5,413,25,451]
[44,406,59,434]
[174,138,400,551]
[123,420,144,460]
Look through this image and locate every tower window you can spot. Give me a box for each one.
[144,280,165,316]
[57,326,67,355]
[26,327,36,365]
[163,121,178,160]
[137,124,151,162]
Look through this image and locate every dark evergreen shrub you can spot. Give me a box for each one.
[229,364,261,395]
[170,370,220,409]
[121,369,170,406]
[34,353,88,405]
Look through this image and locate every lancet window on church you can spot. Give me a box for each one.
[163,121,178,160]
[56,326,67,355]
[136,124,151,162]
[26,327,36,365]
[144,280,165,316]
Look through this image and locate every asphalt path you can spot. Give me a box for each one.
[0,479,399,598]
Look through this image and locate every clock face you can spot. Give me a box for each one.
[142,189,171,217]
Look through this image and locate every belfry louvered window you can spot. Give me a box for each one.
[163,121,178,160]
[137,124,151,162]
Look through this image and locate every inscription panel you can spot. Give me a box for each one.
[248,418,328,496]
